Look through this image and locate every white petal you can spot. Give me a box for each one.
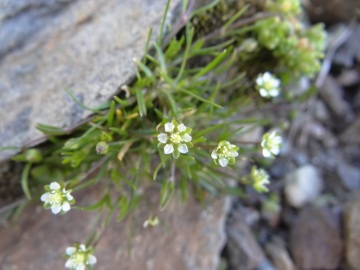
[269,89,279,97]
[219,158,229,167]
[263,72,271,80]
[164,144,174,154]
[66,247,76,255]
[62,202,71,212]
[164,123,174,132]
[232,151,239,157]
[271,147,280,155]
[177,124,186,132]
[50,182,61,190]
[51,204,62,214]
[79,244,86,251]
[76,264,85,270]
[65,258,75,268]
[157,133,168,143]
[182,133,192,142]
[40,192,50,202]
[259,88,269,97]
[256,77,263,85]
[262,149,272,158]
[211,150,218,159]
[87,254,97,265]
[66,193,74,201]
[178,144,188,153]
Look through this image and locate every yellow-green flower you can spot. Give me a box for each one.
[40,182,75,215]
[261,131,282,158]
[211,141,239,167]
[65,243,96,270]
[157,120,193,159]
[251,166,270,192]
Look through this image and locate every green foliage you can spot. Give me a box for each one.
[5,0,326,258]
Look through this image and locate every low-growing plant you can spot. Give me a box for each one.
[2,0,325,268]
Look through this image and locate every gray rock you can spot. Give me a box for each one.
[265,238,296,270]
[0,187,230,270]
[226,208,267,270]
[344,191,360,270]
[284,165,323,208]
[290,206,343,269]
[0,0,182,161]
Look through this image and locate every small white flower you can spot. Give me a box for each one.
[65,244,96,270]
[251,166,270,192]
[211,141,239,167]
[143,216,160,228]
[40,182,75,215]
[256,72,281,98]
[261,131,282,158]
[157,120,193,159]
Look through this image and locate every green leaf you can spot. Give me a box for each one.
[157,0,171,46]
[21,163,32,200]
[136,88,147,117]
[107,101,116,126]
[160,180,174,211]
[193,49,232,80]
[65,88,100,113]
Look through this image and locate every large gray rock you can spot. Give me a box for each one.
[0,187,230,269]
[0,0,182,161]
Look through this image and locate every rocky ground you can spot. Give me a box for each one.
[221,16,360,270]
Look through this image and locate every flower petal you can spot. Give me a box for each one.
[182,133,192,142]
[87,254,97,265]
[262,149,272,158]
[219,158,229,167]
[164,123,174,132]
[178,144,188,153]
[164,144,174,154]
[76,264,85,270]
[50,182,61,190]
[51,204,62,214]
[62,201,71,212]
[66,247,77,255]
[177,124,186,132]
[65,258,75,268]
[211,150,218,159]
[66,193,74,201]
[157,133,168,143]
[40,192,50,202]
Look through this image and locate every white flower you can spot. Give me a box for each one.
[251,166,270,192]
[65,244,96,270]
[40,182,75,214]
[157,120,193,159]
[261,131,282,158]
[143,216,159,228]
[256,72,281,98]
[211,141,239,167]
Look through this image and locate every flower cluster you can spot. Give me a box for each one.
[211,140,239,167]
[250,166,270,192]
[157,120,193,159]
[256,72,281,98]
[261,131,282,158]
[40,182,75,214]
[65,243,97,270]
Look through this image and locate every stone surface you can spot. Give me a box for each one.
[290,206,343,269]
[0,187,230,270]
[0,0,182,161]
[284,165,323,208]
[226,207,267,270]
[344,191,360,270]
[265,238,296,270]
[303,0,360,25]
